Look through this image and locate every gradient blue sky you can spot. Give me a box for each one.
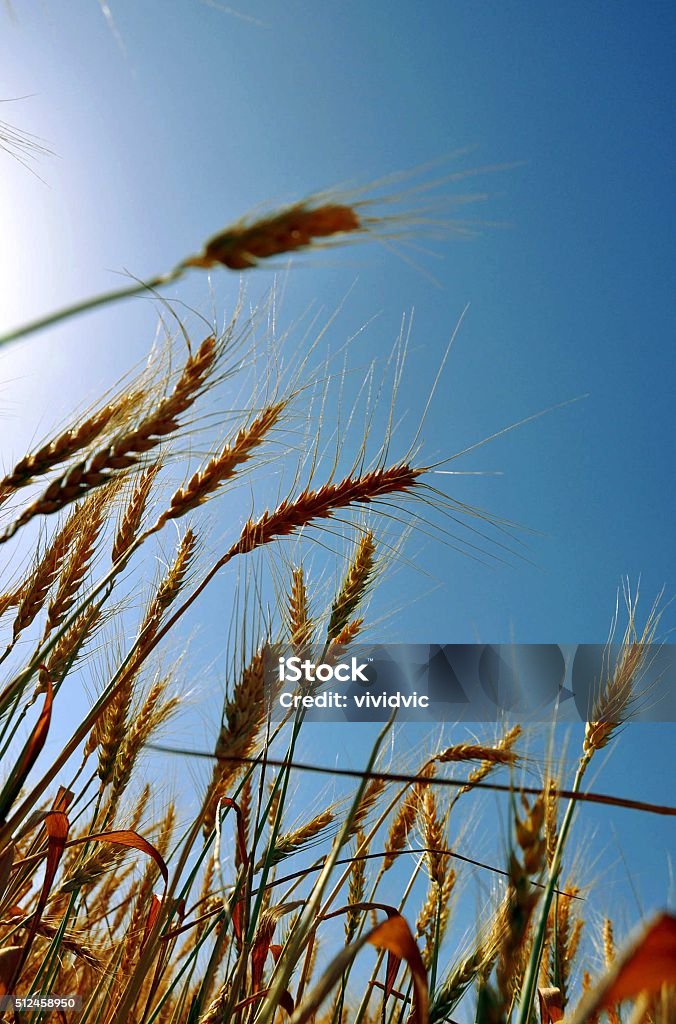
[1,0,674,970]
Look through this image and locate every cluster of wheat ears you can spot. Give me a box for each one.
[0,188,673,1024]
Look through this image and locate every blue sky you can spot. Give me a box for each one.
[0,0,674,975]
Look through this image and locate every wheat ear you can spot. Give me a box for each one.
[148,400,285,534]
[455,724,522,798]
[264,809,335,868]
[382,764,434,873]
[43,485,113,637]
[9,505,80,641]
[419,787,448,887]
[95,531,195,786]
[326,530,376,641]
[203,649,266,834]
[345,829,368,943]
[582,599,660,761]
[435,741,519,768]
[1,335,218,541]
[288,566,313,648]
[111,462,161,564]
[228,464,421,558]
[184,202,362,270]
[430,898,509,1022]
[493,795,546,1013]
[0,387,144,508]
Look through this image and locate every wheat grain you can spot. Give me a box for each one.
[330,617,364,646]
[0,591,19,617]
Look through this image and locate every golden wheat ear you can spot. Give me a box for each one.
[0,387,141,510]
[203,649,267,835]
[582,591,662,761]
[262,809,336,870]
[146,399,287,536]
[0,335,219,543]
[184,203,363,270]
[287,566,314,649]
[228,464,422,558]
[326,531,376,641]
[382,766,432,874]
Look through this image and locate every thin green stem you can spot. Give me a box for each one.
[515,755,589,1024]
[255,715,396,1024]
[0,268,184,350]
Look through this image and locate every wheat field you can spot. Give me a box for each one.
[1,5,675,1022]
[0,190,672,1022]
